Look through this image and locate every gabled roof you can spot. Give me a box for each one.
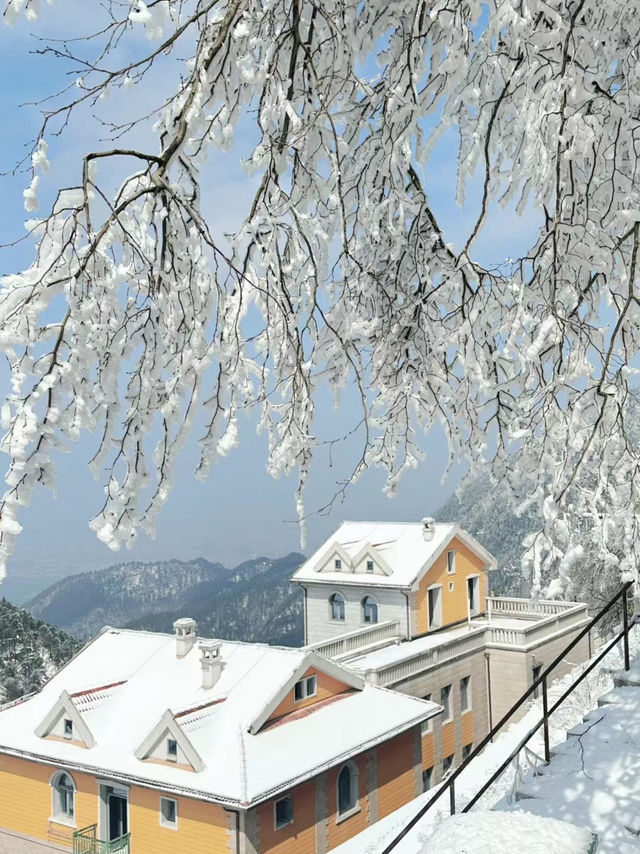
[134,708,205,772]
[0,628,439,807]
[291,521,498,589]
[34,690,96,749]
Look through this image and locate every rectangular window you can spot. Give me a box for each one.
[421,693,432,734]
[167,738,178,760]
[422,767,433,792]
[63,718,73,739]
[160,797,178,828]
[448,581,454,592]
[274,795,294,829]
[441,684,452,721]
[334,558,342,570]
[447,550,456,574]
[460,676,471,712]
[443,755,454,777]
[294,675,317,702]
[532,664,542,699]
[366,560,374,572]
[462,743,473,761]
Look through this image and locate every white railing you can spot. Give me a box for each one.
[486,602,590,649]
[363,628,487,687]
[487,596,582,617]
[305,620,402,660]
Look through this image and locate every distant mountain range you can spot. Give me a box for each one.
[26,553,306,646]
[0,598,81,703]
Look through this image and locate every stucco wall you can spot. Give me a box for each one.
[304,584,409,645]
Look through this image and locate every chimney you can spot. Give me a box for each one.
[173,618,197,658]
[199,640,223,690]
[421,517,435,541]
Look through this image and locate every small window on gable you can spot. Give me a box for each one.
[366,560,374,573]
[334,558,342,570]
[447,550,456,574]
[167,738,178,760]
[160,797,178,829]
[63,718,73,739]
[274,795,294,829]
[294,675,317,702]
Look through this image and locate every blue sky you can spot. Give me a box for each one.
[0,4,540,596]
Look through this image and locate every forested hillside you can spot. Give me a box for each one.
[0,599,81,702]
[27,554,306,644]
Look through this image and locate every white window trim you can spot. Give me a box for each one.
[421,694,433,734]
[426,583,443,630]
[294,674,317,702]
[448,581,454,592]
[329,592,346,622]
[63,718,74,740]
[460,676,472,713]
[360,595,379,625]
[159,796,178,830]
[274,794,294,830]
[166,737,178,760]
[50,770,77,828]
[446,550,456,574]
[466,573,481,617]
[336,761,360,822]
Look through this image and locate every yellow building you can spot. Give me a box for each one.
[0,620,438,854]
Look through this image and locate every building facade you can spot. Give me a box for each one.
[292,518,592,791]
[0,623,439,854]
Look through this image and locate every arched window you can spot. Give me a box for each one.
[51,771,75,823]
[361,595,378,624]
[329,592,345,621]
[337,762,359,816]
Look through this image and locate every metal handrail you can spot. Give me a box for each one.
[380,581,633,853]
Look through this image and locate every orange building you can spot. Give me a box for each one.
[292,518,592,794]
[0,620,438,854]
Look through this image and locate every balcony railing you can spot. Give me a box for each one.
[485,601,590,650]
[73,826,130,854]
[487,595,581,617]
[304,620,402,660]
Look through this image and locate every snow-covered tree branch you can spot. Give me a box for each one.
[2,0,640,597]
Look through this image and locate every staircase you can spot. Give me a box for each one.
[502,660,640,852]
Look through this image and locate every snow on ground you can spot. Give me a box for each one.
[334,626,640,854]
[420,811,596,854]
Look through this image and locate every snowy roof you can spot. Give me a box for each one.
[0,627,439,807]
[291,521,497,589]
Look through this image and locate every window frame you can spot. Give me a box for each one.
[334,558,342,570]
[329,592,345,621]
[442,755,454,778]
[63,718,74,739]
[462,743,473,761]
[361,595,379,624]
[441,684,452,722]
[159,796,178,830]
[446,550,456,574]
[274,794,294,830]
[422,767,433,792]
[50,770,76,827]
[336,761,360,821]
[294,674,317,703]
[460,675,471,713]
[166,738,178,761]
[366,559,374,573]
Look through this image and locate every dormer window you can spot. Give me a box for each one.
[63,719,73,739]
[366,560,374,573]
[167,738,178,760]
[334,558,342,570]
[447,550,456,574]
[294,675,317,702]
